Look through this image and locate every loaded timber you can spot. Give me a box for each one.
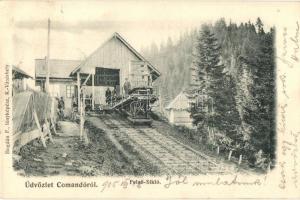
[112,87,158,124]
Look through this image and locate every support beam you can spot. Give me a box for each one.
[228,150,233,161]
[238,154,243,165]
[128,60,132,82]
[77,72,81,110]
[80,99,83,140]
[149,73,152,86]
[92,74,95,110]
[80,93,85,141]
[50,97,57,135]
[45,18,51,93]
[45,119,54,143]
[82,73,92,86]
[50,117,57,135]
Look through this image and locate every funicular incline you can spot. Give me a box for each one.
[59,32,236,174]
[87,113,237,175]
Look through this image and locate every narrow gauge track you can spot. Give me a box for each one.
[97,114,229,175]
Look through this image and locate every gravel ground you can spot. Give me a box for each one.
[13,120,160,177]
[13,113,259,176]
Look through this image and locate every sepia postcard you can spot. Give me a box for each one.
[0,0,299,199]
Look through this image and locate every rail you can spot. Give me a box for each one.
[95,114,230,175]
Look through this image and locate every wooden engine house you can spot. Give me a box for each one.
[70,32,161,124]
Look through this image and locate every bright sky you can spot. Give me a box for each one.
[1,1,292,77]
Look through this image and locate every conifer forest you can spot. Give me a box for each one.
[142,18,275,167]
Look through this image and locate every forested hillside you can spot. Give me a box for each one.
[144,18,275,167]
[142,30,197,107]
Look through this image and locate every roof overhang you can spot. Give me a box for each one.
[35,76,74,82]
[70,32,161,80]
[12,65,33,79]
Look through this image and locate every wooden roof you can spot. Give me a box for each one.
[165,91,192,111]
[35,59,81,79]
[12,66,33,79]
[70,32,161,78]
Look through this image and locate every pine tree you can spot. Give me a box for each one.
[191,25,221,127]
[191,24,241,145]
[244,26,275,160]
[255,17,265,35]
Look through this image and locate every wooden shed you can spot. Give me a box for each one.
[70,32,161,106]
[165,91,194,128]
[12,65,33,96]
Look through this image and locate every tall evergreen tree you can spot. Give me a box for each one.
[243,26,275,160]
[192,24,241,144]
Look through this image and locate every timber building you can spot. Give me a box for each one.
[35,32,161,115]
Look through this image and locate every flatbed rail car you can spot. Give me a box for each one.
[111,87,158,125]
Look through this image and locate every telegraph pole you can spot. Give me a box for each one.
[45,18,51,93]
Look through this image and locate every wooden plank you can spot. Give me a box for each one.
[33,109,46,148]
[13,129,41,151]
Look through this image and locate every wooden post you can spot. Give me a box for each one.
[45,119,54,143]
[77,72,81,111]
[228,150,233,161]
[128,61,132,83]
[159,91,162,113]
[149,69,152,87]
[238,154,243,165]
[80,103,83,140]
[45,18,51,93]
[33,110,46,148]
[92,74,95,110]
[50,97,57,135]
[80,91,85,141]
[50,117,57,135]
[216,146,220,155]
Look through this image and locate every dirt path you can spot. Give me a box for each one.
[14,114,253,176]
[15,121,103,176]
[15,120,160,176]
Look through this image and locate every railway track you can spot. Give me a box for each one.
[96,114,233,175]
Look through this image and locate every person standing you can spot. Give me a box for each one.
[111,86,117,105]
[58,97,65,120]
[105,87,111,105]
[71,95,77,121]
[123,78,131,97]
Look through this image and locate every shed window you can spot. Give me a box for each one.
[66,85,74,98]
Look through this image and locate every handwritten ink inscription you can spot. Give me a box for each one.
[277,21,299,190]
[290,21,299,62]
[96,175,264,192]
